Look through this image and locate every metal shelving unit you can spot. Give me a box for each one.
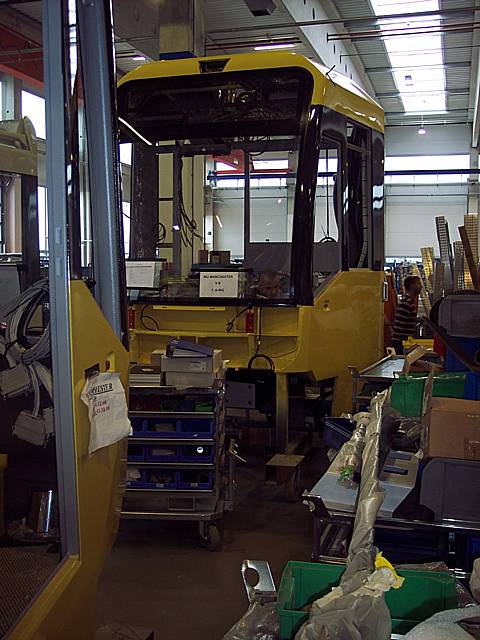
[121,381,234,550]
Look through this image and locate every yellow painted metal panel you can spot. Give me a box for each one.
[118,51,384,133]
[8,281,129,640]
[130,270,384,414]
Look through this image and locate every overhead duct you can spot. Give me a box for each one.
[243,0,276,17]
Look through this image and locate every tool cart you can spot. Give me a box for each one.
[121,380,237,551]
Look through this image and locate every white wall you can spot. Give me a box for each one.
[385,185,468,258]
[384,124,474,258]
[385,124,471,156]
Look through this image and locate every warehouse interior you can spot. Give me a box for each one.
[1,0,480,639]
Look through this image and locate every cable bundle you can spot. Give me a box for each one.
[0,277,53,419]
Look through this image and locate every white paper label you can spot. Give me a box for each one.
[126,261,157,288]
[199,272,239,298]
[190,360,208,372]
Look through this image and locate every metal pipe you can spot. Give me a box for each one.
[207,5,480,35]
[341,43,480,59]
[365,61,471,73]
[328,21,480,41]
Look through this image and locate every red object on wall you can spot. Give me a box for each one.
[245,309,255,333]
[128,307,135,329]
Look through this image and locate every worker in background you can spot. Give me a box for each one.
[390,275,422,355]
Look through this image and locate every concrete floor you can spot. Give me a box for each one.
[96,453,322,639]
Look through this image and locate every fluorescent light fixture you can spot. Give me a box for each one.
[118,116,152,146]
[133,55,146,61]
[172,224,181,231]
[254,43,295,51]
[215,215,223,229]
[418,126,426,135]
[369,0,446,114]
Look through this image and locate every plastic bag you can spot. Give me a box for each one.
[81,372,131,454]
[222,601,279,640]
[471,558,480,603]
[404,605,480,639]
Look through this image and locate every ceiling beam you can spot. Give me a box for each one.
[275,0,376,96]
[207,5,480,34]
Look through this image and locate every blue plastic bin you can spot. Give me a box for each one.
[142,469,177,489]
[145,444,179,462]
[464,372,480,400]
[177,418,214,438]
[127,444,145,462]
[143,417,179,437]
[126,469,146,488]
[178,469,214,490]
[180,444,215,462]
[445,337,480,372]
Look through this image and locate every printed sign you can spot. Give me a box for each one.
[199,271,239,298]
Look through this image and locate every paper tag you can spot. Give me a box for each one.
[190,360,208,372]
[199,272,239,298]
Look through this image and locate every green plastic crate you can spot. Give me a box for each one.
[277,561,458,639]
[390,372,466,417]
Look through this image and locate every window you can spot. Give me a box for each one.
[21,91,46,139]
[120,143,132,165]
[385,154,470,184]
[122,201,130,256]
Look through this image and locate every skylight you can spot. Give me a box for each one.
[369,0,446,114]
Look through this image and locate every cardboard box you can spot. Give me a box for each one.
[150,349,166,367]
[423,396,480,460]
[165,363,225,388]
[161,349,222,373]
[210,250,230,265]
[198,249,209,264]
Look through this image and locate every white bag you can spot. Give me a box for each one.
[81,372,131,455]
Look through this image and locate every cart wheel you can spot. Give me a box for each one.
[205,524,221,552]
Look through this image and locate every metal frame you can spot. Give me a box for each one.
[77,0,127,344]
[43,0,79,558]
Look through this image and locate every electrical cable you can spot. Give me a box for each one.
[0,278,53,420]
[140,304,159,331]
[247,307,275,383]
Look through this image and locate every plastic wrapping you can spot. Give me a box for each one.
[471,558,480,603]
[335,412,370,487]
[295,391,393,640]
[222,601,279,640]
[404,605,480,639]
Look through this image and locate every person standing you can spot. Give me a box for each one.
[390,275,422,355]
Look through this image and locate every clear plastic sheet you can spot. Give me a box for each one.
[335,411,370,487]
[404,605,480,639]
[471,558,480,603]
[222,601,279,640]
[295,391,393,640]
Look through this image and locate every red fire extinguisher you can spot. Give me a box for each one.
[128,306,135,329]
[245,308,255,333]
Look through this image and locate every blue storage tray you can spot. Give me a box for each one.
[130,416,146,434]
[145,444,179,462]
[126,469,146,488]
[142,469,178,489]
[127,443,145,462]
[445,337,480,372]
[180,444,215,462]
[177,418,214,438]
[178,470,214,490]
[465,372,480,400]
[142,417,179,437]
